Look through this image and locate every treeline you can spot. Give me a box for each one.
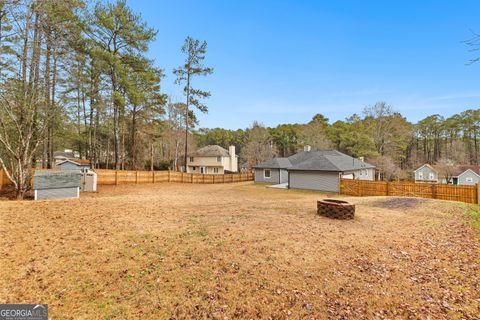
[0,0,213,198]
[197,103,480,181]
[0,1,479,199]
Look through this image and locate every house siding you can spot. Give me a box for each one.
[343,168,375,181]
[279,169,288,183]
[415,165,438,182]
[457,170,480,185]
[289,171,340,192]
[187,155,238,174]
[254,168,280,184]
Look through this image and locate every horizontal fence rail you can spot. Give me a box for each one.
[0,169,253,190]
[340,179,479,204]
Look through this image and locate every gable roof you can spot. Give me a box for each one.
[57,159,90,167]
[254,150,375,172]
[451,165,480,177]
[456,168,480,178]
[414,164,438,173]
[190,145,231,157]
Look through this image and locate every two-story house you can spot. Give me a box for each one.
[187,145,238,174]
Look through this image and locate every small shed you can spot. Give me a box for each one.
[33,171,82,200]
[81,170,97,192]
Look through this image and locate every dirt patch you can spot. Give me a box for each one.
[0,183,479,319]
[368,197,430,210]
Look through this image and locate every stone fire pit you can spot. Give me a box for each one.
[317,199,355,220]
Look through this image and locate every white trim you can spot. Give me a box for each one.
[413,164,438,173]
[457,169,480,179]
[76,187,80,198]
[34,190,37,201]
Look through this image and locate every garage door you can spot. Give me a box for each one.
[289,171,339,192]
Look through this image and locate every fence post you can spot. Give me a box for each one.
[203,174,205,184]
[477,183,480,204]
[386,181,390,196]
[135,171,139,184]
[168,170,171,182]
[0,169,3,191]
[152,171,155,183]
[115,170,119,185]
[432,184,437,199]
[191,174,193,183]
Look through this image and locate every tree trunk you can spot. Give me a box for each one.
[131,104,137,169]
[184,72,190,172]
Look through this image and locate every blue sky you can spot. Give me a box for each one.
[129,0,480,129]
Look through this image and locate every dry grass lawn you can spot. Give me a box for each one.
[1,182,479,319]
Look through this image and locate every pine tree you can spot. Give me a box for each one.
[173,37,213,171]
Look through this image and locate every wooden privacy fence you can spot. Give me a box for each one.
[73,170,253,186]
[0,169,253,190]
[340,179,479,204]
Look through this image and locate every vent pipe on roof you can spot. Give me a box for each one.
[304,145,311,152]
[359,156,364,162]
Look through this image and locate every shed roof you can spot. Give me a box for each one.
[33,171,82,190]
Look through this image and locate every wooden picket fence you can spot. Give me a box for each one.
[0,169,253,190]
[340,179,479,204]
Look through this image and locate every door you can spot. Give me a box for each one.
[200,167,207,174]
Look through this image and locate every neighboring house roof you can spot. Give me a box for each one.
[254,150,375,172]
[54,151,75,158]
[450,165,480,177]
[190,145,232,157]
[414,163,437,173]
[57,159,90,167]
[415,163,480,178]
[457,168,480,178]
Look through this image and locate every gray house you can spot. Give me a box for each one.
[253,158,291,184]
[413,164,438,183]
[254,149,375,192]
[414,164,480,185]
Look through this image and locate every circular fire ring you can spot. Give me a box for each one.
[317,199,355,220]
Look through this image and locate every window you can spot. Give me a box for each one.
[418,172,424,179]
[213,168,219,174]
[466,177,474,183]
[216,156,222,162]
[359,170,363,176]
[429,173,435,180]
[192,167,196,171]
[189,157,194,162]
[264,169,271,178]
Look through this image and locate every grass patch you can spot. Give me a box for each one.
[465,204,480,232]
